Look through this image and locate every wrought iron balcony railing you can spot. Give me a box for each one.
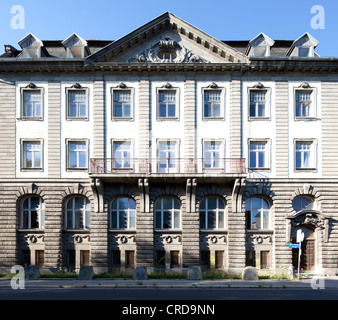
[90,158,246,175]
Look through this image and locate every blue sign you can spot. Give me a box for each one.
[285,243,300,249]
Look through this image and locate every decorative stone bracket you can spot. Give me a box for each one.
[286,210,330,242]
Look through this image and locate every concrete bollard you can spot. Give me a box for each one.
[188,266,203,280]
[133,266,148,280]
[78,266,94,280]
[242,266,258,280]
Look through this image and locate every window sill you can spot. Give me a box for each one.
[66,168,88,172]
[112,117,134,121]
[157,117,179,121]
[248,168,271,172]
[248,117,271,121]
[294,117,317,121]
[200,229,228,234]
[19,117,43,121]
[154,229,182,234]
[202,117,225,121]
[63,229,91,233]
[17,229,45,233]
[246,229,273,234]
[21,168,43,172]
[109,229,136,233]
[294,168,317,173]
[66,117,89,121]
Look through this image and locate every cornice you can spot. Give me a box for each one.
[0,58,338,73]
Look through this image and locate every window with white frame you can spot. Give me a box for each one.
[199,197,225,230]
[112,141,132,169]
[203,90,223,119]
[245,197,270,230]
[21,197,45,229]
[110,197,136,230]
[249,140,269,169]
[157,140,179,173]
[22,89,43,119]
[295,140,315,169]
[158,90,177,119]
[249,90,268,119]
[22,140,42,169]
[65,196,91,230]
[155,197,181,230]
[112,90,132,119]
[203,140,223,169]
[67,89,88,119]
[67,140,88,169]
[295,89,315,119]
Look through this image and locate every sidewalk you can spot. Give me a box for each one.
[1,276,336,289]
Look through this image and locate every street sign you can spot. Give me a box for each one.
[285,243,300,249]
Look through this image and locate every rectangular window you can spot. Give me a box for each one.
[22,89,42,119]
[21,250,31,267]
[246,250,256,267]
[22,141,42,169]
[35,250,44,267]
[170,251,179,269]
[158,90,177,119]
[249,141,268,169]
[112,250,121,269]
[67,89,88,119]
[203,90,222,119]
[67,141,87,169]
[112,141,132,169]
[295,141,315,169]
[260,251,269,269]
[295,89,315,119]
[201,250,210,269]
[157,140,178,173]
[215,251,224,269]
[66,250,76,271]
[203,140,223,169]
[112,90,132,119]
[125,250,135,269]
[80,250,90,266]
[156,250,166,268]
[249,90,267,118]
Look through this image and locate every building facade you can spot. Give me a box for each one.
[0,12,338,275]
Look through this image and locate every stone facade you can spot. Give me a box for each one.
[1,13,338,275]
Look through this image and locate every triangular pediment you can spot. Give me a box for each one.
[86,12,249,65]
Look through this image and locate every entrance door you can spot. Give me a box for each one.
[301,240,315,271]
[292,239,315,272]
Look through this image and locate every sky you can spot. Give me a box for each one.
[0,0,337,57]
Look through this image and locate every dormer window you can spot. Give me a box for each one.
[62,33,88,58]
[247,33,274,57]
[18,33,43,58]
[287,33,319,58]
[298,46,311,57]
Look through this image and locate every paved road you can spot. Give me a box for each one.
[1,286,338,300]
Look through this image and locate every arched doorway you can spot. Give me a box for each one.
[287,210,329,273]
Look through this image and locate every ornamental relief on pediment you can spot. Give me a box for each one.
[127,36,209,63]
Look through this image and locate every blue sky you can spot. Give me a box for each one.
[1,0,336,57]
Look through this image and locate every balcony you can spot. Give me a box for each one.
[90,158,246,178]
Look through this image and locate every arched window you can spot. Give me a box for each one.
[199,197,225,230]
[292,196,315,212]
[21,196,45,229]
[245,197,270,230]
[65,197,91,230]
[110,197,136,230]
[155,197,180,230]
